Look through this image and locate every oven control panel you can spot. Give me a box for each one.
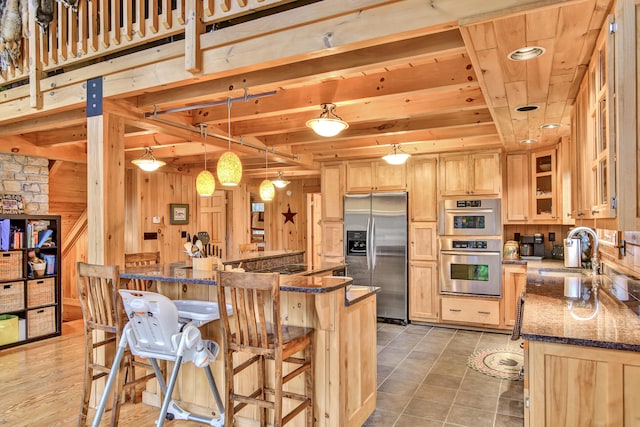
[451,240,488,249]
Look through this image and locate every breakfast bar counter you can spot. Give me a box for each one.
[120,263,378,427]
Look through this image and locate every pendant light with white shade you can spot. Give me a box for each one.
[306,103,349,137]
[196,124,216,196]
[272,171,290,189]
[382,144,411,165]
[259,149,275,201]
[217,98,243,186]
[132,147,166,172]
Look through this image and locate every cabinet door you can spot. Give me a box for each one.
[409,222,437,261]
[505,153,530,223]
[346,162,373,192]
[439,154,469,196]
[321,163,345,220]
[375,161,406,191]
[321,221,343,259]
[503,264,527,327]
[470,152,501,196]
[531,149,558,221]
[408,156,437,221]
[409,261,438,321]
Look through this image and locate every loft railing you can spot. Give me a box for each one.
[0,0,294,99]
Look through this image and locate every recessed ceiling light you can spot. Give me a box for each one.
[540,123,561,129]
[519,139,538,144]
[508,46,545,61]
[515,104,539,112]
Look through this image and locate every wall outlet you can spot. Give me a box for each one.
[152,216,161,224]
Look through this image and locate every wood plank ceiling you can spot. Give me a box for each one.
[0,0,613,180]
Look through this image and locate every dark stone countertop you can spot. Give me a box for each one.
[522,272,640,352]
[120,263,378,305]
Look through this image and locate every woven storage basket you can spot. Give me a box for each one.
[27,278,55,308]
[0,281,25,313]
[27,307,55,338]
[0,252,23,281]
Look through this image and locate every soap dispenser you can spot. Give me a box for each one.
[564,237,582,268]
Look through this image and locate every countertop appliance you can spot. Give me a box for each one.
[439,237,502,296]
[344,193,408,323]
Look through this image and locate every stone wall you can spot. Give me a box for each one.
[0,154,49,214]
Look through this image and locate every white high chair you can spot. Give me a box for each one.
[92,290,226,427]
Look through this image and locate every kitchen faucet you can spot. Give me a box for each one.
[566,226,600,275]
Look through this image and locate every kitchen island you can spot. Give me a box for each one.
[521,270,640,426]
[120,261,378,427]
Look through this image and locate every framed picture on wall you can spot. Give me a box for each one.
[170,203,189,225]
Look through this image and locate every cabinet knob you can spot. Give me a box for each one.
[591,209,600,215]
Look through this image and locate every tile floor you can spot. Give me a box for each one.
[363,323,524,427]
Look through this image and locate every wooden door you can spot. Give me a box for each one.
[439,154,468,196]
[409,156,437,222]
[409,261,438,321]
[505,153,530,223]
[346,161,374,193]
[321,163,345,220]
[409,222,437,261]
[503,264,526,327]
[198,190,227,256]
[470,152,501,196]
[375,161,406,191]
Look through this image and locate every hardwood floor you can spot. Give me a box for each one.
[0,320,202,426]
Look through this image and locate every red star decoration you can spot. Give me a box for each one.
[282,204,297,224]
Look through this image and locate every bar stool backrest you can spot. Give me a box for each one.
[124,251,160,291]
[217,271,281,353]
[77,262,122,334]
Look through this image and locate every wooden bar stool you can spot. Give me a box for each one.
[216,271,314,427]
[124,251,160,291]
[76,262,127,426]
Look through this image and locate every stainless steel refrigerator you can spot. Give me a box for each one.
[344,192,408,323]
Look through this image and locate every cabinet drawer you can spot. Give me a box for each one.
[441,297,499,325]
[27,306,56,338]
[27,278,55,308]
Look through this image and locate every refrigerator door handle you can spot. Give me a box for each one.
[366,216,372,271]
[371,217,376,270]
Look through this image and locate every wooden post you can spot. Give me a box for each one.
[86,77,126,266]
[185,0,203,73]
[28,0,43,109]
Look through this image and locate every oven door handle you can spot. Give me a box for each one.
[446,209,495,214]
[440,251,500,256]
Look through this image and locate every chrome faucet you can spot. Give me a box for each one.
[566,226,599,275]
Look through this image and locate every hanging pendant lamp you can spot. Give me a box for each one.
[382,144,411,165]
[196,124,216,196]
[306,103,349,137]
[272,171,290,189]
[217,98,243,186]
[132,147,166,172]
[259,149,275,201]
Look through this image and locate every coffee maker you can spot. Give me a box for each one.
[520,233,545,258]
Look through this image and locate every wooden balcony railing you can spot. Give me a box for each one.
[0,0,294,104]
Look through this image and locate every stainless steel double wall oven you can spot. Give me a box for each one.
[439,199,502,297]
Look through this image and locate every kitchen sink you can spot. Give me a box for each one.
[537,268,585,278]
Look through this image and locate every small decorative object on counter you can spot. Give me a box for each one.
[503,240,520,260]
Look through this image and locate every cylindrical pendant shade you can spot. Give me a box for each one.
[196,170,216,196]
[259,179,275,201]
[217,151,242,186]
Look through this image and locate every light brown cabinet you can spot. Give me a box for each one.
[408,261,438,322]
[439,151,501,197]
[320,221,343,263]
[502,264,526,327]
[409,222,437,261]
[408,155,437,221]
[346,160,406,193]
[531,149,559,222]
[440,296,500,326]
[526,340,640,426]
[504,153,531,223]
[321,162,345,221]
